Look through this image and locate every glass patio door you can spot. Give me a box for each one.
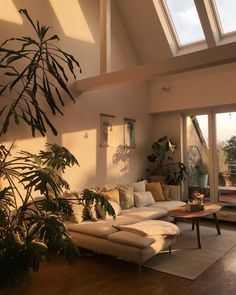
[216,112,236,205]
[184,110,236,205]
[185,114,210,202]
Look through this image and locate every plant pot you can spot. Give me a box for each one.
[223,174,232,187]
[197,175,208,188]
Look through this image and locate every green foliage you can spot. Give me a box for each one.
[223,136,236,164]
[0,143,80,289]
[195,158,208,175]
[146,136,187,185]
[0,9,81,137]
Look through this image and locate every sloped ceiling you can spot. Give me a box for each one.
[115,0,173,64]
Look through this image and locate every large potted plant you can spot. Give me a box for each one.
[146,136,188,185]
[0,10,115,288]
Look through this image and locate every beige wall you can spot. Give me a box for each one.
[149,65,236,113]
[152,112,182,161]
[0,0,153,192]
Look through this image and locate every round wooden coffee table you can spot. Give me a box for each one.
[168,204,222,249]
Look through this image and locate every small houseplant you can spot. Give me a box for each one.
[146,136,188,185]
[195,158,208,188]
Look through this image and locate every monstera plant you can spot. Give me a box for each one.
[0,143,115,288]
[146,136,188,185]
[0,10,115,288]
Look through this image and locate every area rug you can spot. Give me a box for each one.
[143,222,236,280]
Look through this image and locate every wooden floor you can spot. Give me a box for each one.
[2,220,236,295]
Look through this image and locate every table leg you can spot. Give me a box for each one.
[173,217,177,224]
[192,220,195,231]
[195,219,201,249]
[213,213,221,235]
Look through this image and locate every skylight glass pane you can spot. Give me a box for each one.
[214,0,236,34]
[165,0,205,46]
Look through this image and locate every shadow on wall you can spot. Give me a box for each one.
[0,0,99,78]
[0,1,152,191]
[113,145,130,174]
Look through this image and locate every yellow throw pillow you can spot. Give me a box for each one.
[101,189,120,204]
[145,182,165,201]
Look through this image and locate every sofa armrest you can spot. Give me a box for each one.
[165,185,181,201]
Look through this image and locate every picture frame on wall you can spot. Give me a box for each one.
[124,118,136,148]
[100,113,115,147]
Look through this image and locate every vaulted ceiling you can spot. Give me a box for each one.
[115,0,173,63]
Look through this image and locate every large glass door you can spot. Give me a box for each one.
[184,110,236,205]
[186,114,210,201]
[216,112,236,204]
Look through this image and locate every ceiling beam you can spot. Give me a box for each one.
[73,42,236,93]
[100,0,111,74]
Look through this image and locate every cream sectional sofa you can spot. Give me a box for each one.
[66,184,185,264]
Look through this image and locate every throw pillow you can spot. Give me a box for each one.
[97,200,121,219]
[132,180,147,192]
[118,184,134,210]
[162,185,171,201]
[145,182,165,201]
[134,191,155,207]
[82,201,98,222]
[101,189,120,204]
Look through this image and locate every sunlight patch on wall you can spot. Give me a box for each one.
[0,0,23,24]
[2,137,47,207]
[49,0,95,43]
[62,129,97,190]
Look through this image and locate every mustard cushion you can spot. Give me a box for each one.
[145,182,165,201]
[101,189,120,204]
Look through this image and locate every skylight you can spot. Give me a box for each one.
[213,0,236,35]
[163,0,205,46]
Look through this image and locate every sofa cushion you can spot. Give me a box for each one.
[108,231,156,249]
[114,220,180,237]
[101,189,120,204]
[134,191,155,207]
[150,200,185,211]
[121,207,167,220]
[132,180,147,192]
[96,200,121,219]
[119,184,134,209]
[66,216,139,239]
[146,182,165,201]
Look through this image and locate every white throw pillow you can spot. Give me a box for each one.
[97,200,121,219]
[132,180,147,192]
[134,191,155,208]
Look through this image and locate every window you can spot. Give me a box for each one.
[212,0,236,35]
[162,0,205,47]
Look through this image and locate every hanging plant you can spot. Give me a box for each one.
[0,9,81,137]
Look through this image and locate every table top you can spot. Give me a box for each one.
[168,204,222,219]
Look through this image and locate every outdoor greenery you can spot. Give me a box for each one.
[0,9,81,137]
[223,135,236,164]
[195,158,208,175]
[146,136,188,185]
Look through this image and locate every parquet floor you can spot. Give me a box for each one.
[1,220,236,295]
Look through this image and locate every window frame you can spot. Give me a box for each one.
[160,0,206,49]
[210,0,236,38]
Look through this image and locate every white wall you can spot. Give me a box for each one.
[149,65,236,113]
[0,0,153,192]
